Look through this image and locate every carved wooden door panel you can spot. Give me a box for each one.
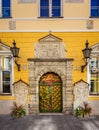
[39,73,62,112]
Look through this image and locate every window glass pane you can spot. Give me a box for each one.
[52,0,60,17]
[91,0,97,6]
[40,0,49,17]
[2,71,10,93]
[2,0,10,18]
[40,0,49,6]
[91,0,99,17]
[4,57,11,69]
[2,57,11,69]
[90,80,94,92]
[90,58,99,94]
[2,0,10,7]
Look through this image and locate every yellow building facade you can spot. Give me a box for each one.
[0,0,99,114]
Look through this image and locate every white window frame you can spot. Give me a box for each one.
[87,44,99,95]
[0,52,14,94]
[0,0,2,17]
[38,0,63,17]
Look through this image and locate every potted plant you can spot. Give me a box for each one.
[83,102,92,117]
[74,102,92,118]
[11,102,26,119]
[74,106,84,117]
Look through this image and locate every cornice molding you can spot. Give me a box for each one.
[0,30,99,32]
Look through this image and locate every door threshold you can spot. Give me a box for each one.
[39,113,64,115]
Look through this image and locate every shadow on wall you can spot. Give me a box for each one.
[89,100,99,115]
[0,100,14,114]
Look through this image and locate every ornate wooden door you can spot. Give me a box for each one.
[39,73,62,112]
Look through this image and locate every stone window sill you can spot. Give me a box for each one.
[0,93,12,96]
[89,93,99,96]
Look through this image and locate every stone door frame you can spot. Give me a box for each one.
[28,59,73,114]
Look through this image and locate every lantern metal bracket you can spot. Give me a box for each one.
[81,62,87,72]
[81,40,92,72]
[10,40,20,71]
[14,59,20,71]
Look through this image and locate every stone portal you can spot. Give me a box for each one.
[28,34,73,114]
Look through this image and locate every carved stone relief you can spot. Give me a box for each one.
[9,20,16,30]
[13,79,29,115]
[73,79,89,109]
[87,20,94,29]
[34,34,66,59]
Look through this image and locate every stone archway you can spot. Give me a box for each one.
[28,34,73,114]
[39,72,62,113]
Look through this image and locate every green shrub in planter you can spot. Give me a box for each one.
[74,102,92,118]
[74,106,84,117]
[11,102,26,118]
[83,102,92,116]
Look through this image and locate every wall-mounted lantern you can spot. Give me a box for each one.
[10,40,20,71]
[81,40,92,72]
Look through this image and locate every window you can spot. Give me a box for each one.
[0,56,13,94]
[89,57,99,94]
[40,0,62,18]
[0,42,13,94]
[0,0,11,18]
[91,0,99,17]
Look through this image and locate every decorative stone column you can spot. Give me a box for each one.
[73,79,89,109]
[13,79,29,115]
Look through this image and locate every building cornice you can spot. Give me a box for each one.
[11,17,99,21]
[0,30,99,32]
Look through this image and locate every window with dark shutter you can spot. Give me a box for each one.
[40,0,61,18]
[91,0,99,17]
[2,0,11,18]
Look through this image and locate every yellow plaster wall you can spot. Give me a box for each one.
[1,19,99,31]
[0,95,14,100]
[0,0,99,30]
[11,0,38,18]
[11,0,90,18]
[88,96,99,100]
[0,32,99,100]
[64,0,90,17]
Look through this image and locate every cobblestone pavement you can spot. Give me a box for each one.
[0,114,99,130]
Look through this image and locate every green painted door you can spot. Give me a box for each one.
[39,73,62,112]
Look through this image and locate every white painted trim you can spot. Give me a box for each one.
[12,17,97,21]
[87,62,90,85]
[11,58,14,96]
[49,0,52,17]
[88,95,99,97]
[0,29,99,32]
[0,0,2,17]
[0,45,14,94]
[38,0,40,17]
